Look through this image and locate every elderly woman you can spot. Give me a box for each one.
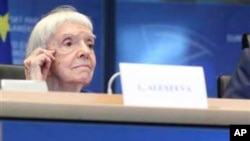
[24,5,96,92]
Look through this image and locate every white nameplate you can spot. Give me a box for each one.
[119,63,208,109]
[1,79,48,92]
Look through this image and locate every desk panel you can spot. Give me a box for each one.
[1,120,228,141]
[1,91,249,141]
[1,91,250,126]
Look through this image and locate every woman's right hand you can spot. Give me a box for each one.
[24,48,55,81]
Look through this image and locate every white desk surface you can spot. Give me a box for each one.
[0,90,250,126]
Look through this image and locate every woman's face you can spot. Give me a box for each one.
[47,22,96,86]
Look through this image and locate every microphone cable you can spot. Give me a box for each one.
[107,72,120,95]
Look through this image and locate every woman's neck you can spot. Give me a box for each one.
[46,76,83,92]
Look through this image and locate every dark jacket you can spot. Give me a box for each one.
[81,88,91,93]
[223,48,250,99]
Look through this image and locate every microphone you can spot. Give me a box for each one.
[107,72,120,95]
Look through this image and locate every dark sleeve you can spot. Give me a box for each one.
[80,88,92,93]
[223,48,250,99]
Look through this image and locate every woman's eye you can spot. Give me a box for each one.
[66,42,72,47]
[88,44,94,49]
[63,41,72,47]
[62,37,73,47]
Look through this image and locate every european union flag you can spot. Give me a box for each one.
[0,0,12,64]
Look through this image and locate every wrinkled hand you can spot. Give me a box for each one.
[24,48,55,80]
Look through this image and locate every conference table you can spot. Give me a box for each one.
[0,90,249,141]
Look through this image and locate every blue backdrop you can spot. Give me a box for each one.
[115,1,250,97]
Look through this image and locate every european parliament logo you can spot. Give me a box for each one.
[0,0,12,63]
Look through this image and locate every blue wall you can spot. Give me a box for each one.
[3,0,250,95]
[115,1,250,97]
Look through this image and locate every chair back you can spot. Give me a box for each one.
[0,64,25,80]
[217,75,231,98]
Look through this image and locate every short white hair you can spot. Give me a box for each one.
[26,5,93,57]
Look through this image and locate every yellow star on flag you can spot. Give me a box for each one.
[0,13,10,42]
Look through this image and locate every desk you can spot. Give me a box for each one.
[0,91,250,141]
